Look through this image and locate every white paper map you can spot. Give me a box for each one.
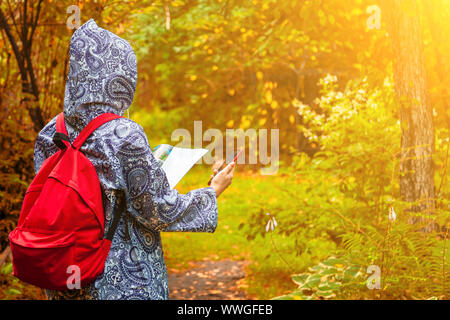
[153,144,208,189]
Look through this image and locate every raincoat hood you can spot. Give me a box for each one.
[63,19,137,131]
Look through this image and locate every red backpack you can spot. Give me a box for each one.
[9,112,124,290]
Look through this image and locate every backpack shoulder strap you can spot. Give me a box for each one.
[56,112,68,135]
[54,112,70,149]
[72,113,122,150]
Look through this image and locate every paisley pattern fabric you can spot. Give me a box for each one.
[34,20,218,300]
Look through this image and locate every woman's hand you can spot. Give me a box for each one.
[210,162,235,198]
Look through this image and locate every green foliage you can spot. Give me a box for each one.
[245,75,399,259]
[131,107,184,147]
[0,263,23,300]
[340,221,449,299]
[244,75,449,299]
[273,256,364,300]
[127,0,389,156]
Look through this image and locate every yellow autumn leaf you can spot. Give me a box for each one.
[242,119,251,128]
[264,91,272,104]
[189,75,197,81]
[289,115,295,124]
[270,101,278,109]
[264,81,273,90]
[256,71,263,80]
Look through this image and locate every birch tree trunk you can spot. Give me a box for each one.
[380,0,436,231]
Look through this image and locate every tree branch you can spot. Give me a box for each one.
[0,8,27,82]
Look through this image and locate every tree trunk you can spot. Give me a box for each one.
[380,0,436,231]
[0,1,45,132]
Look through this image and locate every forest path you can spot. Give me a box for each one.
[167,259,250,300]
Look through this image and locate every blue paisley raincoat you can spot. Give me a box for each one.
[34,19,218,300]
